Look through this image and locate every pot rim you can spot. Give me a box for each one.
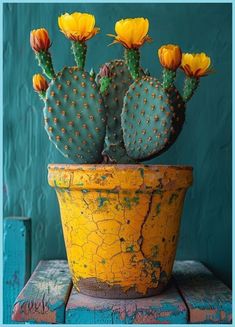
[48,164,193,190]
[48,163,193,171]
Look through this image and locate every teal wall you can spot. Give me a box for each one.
[3,3,232,286]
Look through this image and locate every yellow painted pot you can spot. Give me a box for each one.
[48,164,193,299]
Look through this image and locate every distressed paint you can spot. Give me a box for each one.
[48,164,192,298]
[173,261,232,323]
[66,282,188,324]
[3,217,31,324]
[3,3,231,288]
[12,260,72,324]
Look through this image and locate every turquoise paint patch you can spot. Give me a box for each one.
[123,196,139,209]
[155,189,163,196]
[97,197,109,207]
[66,306,126,324]
[126,244,135,253]
[156,203,161,215]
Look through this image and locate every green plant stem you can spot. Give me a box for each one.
[38,90,46,101]
[162,68,176,90]
[124,48,140,80]
[183,76,199,102]
[35,51,55,80]
[71,41,87,70]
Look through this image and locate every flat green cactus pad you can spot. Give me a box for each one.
[122,76,185,160]
[97,59,145,163]
[96,60,136,163]
[44,66,106,163]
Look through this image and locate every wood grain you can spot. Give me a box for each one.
[66,281,188,324]
[12,260,72,324]
[3,217,31,324]
[10,260,232,324]
[173,260,232,323]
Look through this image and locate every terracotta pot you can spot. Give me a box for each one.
[48,164,193,299]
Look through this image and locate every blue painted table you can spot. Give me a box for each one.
[11,260,232,324]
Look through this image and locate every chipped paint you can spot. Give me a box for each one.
[3,217,31,324]
[173,261,232,324]
[66,283,188,323]
[48,164,193,298]
[12,261,72,324]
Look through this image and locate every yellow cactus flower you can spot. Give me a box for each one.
[108,18,152,49]
[158,44,182,70]
[181,53,211,78]
[30,28,51,52]
[32,74,48,92]
[58,12,100,42]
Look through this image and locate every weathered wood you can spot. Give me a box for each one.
[11,260,232,324]
[173,260,232,324]
[3,217,31,324]
[12,260,72,324]
[66,281,188,324]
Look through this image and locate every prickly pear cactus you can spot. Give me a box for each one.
[31,16,212,164]
[44,67,106,163]
[121,76,185,160]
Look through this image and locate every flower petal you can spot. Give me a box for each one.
[58,12,99,42]
[112,17,150,49]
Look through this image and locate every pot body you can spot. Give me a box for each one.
[48,164,193,299]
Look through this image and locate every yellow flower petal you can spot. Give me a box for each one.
[181,52,212,77]
[109,17,151,49]
[58,12,99,42]
[158,44,182,70]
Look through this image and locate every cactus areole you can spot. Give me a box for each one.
[30,14,211,298]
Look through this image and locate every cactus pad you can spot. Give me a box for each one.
[44,66,106,163]
[97,59,144,163]
[122,76,185,160]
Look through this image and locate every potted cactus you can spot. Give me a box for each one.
[30,12,212,299]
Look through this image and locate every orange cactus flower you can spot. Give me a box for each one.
[108,18,152,49]
[32,74,48,92]
[158,44,182,70]
[58,12,100,42]
[181,53,212,78]
[30,28,51,52]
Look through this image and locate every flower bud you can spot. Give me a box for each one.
[30,28,51,52]
[32,74,48,92]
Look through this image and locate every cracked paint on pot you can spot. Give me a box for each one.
[48,164,193,299]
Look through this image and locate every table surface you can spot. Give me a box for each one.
[12,260,232,324]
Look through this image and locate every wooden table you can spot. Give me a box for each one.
[11,260,232,324]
